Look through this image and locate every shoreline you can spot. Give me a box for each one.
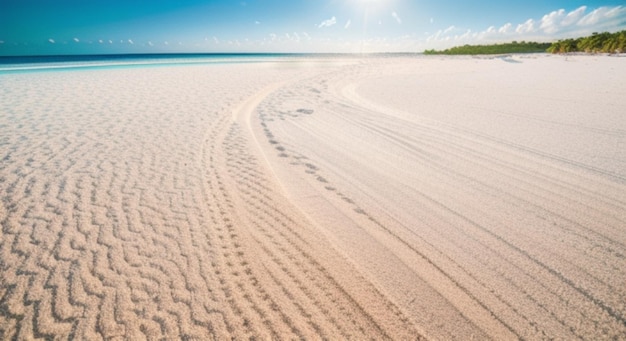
[3,52,625,73]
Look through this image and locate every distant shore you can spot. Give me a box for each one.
[424,30,626,55]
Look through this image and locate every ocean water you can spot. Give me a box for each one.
[0,53,421,74]
[0,53,325,73]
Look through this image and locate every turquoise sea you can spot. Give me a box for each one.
[0,53,419,74]
[0,53,316,73]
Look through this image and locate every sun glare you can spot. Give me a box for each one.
[350,0,385,5]
[349,0,389,11]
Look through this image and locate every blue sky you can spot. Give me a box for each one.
[1,0,625,55]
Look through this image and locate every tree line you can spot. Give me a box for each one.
[424,41,550,55]
[547,30,626,53]
[423,30,626,55]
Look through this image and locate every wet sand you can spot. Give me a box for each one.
[1,54,625,339]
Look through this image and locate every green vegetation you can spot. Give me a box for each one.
[547,30,626,53]
[424,30,626,55]
[424,41,551,55]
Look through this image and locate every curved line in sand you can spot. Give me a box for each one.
[247,62,626,339]
[231,81,291,193]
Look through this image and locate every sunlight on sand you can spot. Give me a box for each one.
[1,54,625,339]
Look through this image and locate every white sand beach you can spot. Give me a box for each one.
[1,54,625,339]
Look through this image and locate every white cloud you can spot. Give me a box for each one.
[499,23,512,33]
[345,19,351,29]
[540,9,565,34]
[73,37,80,43]
[534,6,620,34]
[98,39,103,44]
[562,6,587,26]
[392,11,402,24]
[578,7,604,26]
[458,29,472,40]
[605,6,625,18]
[302,32,311,40]
[128,39,134,44]
[578,6,625,26]
[443,25,455,34]
[255,21,261,25]
[108,40,113,44]
[48,38,55,44]
[430,18,434,24]
[426,26,456,42]
[148,41,154,46]
[213,36,219,44]
[318,16,337,28]
[516,19,535,33]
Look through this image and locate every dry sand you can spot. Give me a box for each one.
[1,54,625,339]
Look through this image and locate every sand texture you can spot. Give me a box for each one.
[1,55,625,339]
